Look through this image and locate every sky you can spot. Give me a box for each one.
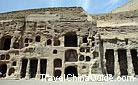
[0,0,129,14]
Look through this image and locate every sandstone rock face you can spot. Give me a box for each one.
[112,0,138,13]
[0,7,138,80]
[94,7,138,77]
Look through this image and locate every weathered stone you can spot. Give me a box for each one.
[0,7,138,80]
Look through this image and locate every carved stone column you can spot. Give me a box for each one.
[17,58,22,79]
[114,49,120,77]
[5,63,10,79]
[36,59,40,79]
[127,49,134,76]
[25,59,30,79]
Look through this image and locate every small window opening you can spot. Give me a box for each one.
[86,47,90,53]
[79,55,84,61]
[12,61,16,66]
[25,38,29,43]
[83,36,88,43]
[86,56,91,61]
[53,50,57,54]
[47,39,52,45]
[8,68,15,76]
[80,48,85,52]
[35,35,41,42]
[54,59,62,68]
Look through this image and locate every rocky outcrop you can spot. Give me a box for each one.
[112,0,138,13]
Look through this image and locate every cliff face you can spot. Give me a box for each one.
[0,7,99,80]
[0,7,84,20]
[112,0,138,13]
[0,7,138,80]
[93,7,138,40]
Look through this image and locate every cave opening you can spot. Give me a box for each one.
[118,49,128,76]
[54,59,62,68]
[35,35,41,42]
[53,50,57,54]
[130,49,138,75]
[86,56,91,62]
[8,68,15,76]
[65,49,78,62]
[64,32,77,47]
[12,61,16,66]
[0,64,7,78]
[54,39,60,46]
[0,55,5,60]
[47,39,52,45]
[79,55,84,61]
[105,49,114,76]
[25,38,29,43]
[80,47,85,52]
[40,59,47,79]
[86,47,90,53]
[5,54,10,60]
[29,59,38,78]
[83,36,88,43]
[54,70,61,78]
[0,36,11,50]
[20,59,28,78]
[64,66,78,78]
[13,42,19,49]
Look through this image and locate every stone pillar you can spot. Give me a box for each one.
[5,63,10,79]
[77,36,79,47]
[127,49,134,76]
[61,52,65,78]
[99,37,106,74]
[36,59,40,79]
[61,36,64,47]
[114,50,120,77]
[10,38,14,49]
[80,37,83,47]
[47,58,53,77]
[17,58,22,79]
[103,51,106,74]
[25,59,30,79]
[51,39,53,46]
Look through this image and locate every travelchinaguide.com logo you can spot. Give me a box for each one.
[39,74,135,82]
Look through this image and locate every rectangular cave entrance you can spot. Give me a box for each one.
[130,49,138,75]
[0,36,11,50]
[40,59,47,79]
[0,64,7,78]
[20,59,28,78]
[65,66,78,78]
[29,59,38,78]
[105,49,114,76]
[64,32,77,47]
[117,49,128,76]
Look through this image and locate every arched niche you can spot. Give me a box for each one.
[0,35,12,50]
[65,49,78,62]
[64,32,77,47]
